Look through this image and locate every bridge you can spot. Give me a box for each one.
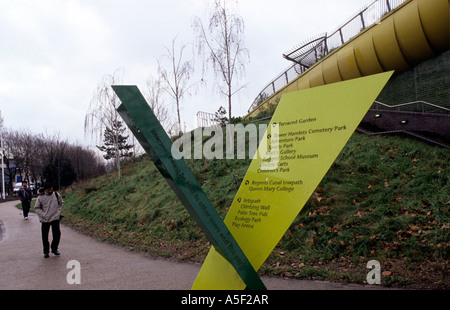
[244,0,449,146]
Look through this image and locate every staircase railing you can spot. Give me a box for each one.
[371,100,450,114]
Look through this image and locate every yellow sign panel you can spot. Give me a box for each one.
[193,72,393,290]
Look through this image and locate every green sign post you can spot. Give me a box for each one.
[112,85,266,290]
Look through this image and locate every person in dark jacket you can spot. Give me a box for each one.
[18,181,33,220]
[34,182,63,258]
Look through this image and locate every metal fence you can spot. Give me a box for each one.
[248,0,409,113]
[197,111,219,128]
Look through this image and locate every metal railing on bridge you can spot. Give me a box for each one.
[249,0,408,114]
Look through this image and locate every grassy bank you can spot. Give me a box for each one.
[61,131,449,289]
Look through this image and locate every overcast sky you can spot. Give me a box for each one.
[0,0,366,147]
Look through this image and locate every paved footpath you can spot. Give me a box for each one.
[0,200,383,290]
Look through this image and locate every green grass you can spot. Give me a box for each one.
[61,129,449,288]
[282,135,449,260]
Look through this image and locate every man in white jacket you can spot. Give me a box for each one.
[34,182,63,258]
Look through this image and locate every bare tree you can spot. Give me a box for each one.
[66,144,105,182]
[3,129,38,183]
[85,69,133,178]
[158,37,198,136]
[2,128,104,194]
[40,132,73,190]
[193,0,249,122]
[144,75,171,132]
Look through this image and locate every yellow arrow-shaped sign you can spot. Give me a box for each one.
[193,72,393,289]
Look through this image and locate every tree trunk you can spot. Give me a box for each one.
[177,98,182,137]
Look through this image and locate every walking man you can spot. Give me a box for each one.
[18,181,33,220]
[34,182,63,258]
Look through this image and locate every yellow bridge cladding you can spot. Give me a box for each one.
[246,0,449,119]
